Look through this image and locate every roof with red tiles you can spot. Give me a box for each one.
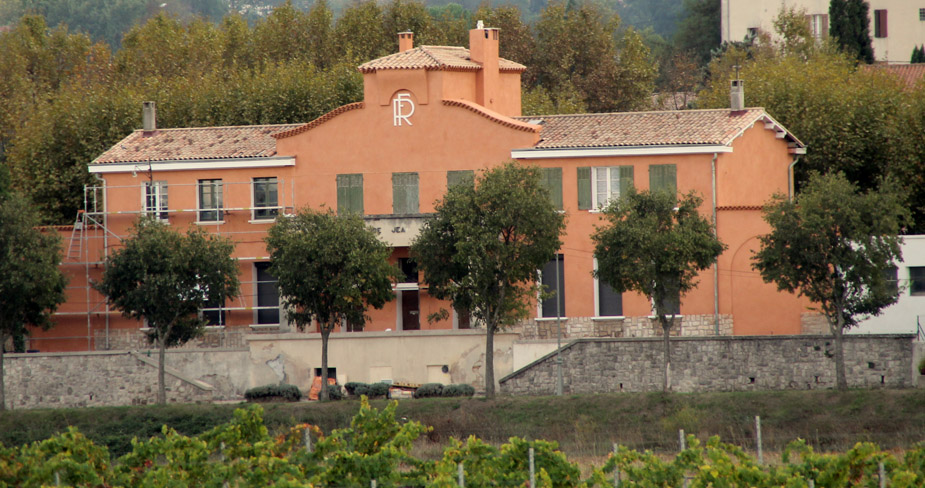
[358,45,525,73]
[518,108,803,149]
[862,64,925,90]
[272,102,364,139]
[91,124,301,164]
[442,99,540,133]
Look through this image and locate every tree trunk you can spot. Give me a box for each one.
[157,335,167,405]
[833,313,848,391]
[320,324,331,402]
[0,334,6,411]
[662,318,672,393]
[485,326,495,398]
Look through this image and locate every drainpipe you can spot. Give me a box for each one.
[788,155,801,201]
[711,152,720,335]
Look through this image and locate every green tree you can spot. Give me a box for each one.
[592,189,725,392]
[673,0,721,66]
[0,191,67,410]
[829,0,874,64]
[265,208,397,401]
[333,0,388,63]
[753,173,909,391]
[95,218,240,404]
[411,162,566,398]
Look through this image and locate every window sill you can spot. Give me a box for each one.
[248,219,276,224]
[536,317,568,322]
[195,220,226,225]
[204,325,226,331]
[592,316,625,321]
[394,283,420,291]
[249,324,280,330]
[647,315,684,319]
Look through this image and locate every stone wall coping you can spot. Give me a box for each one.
[246,329,520,341]
[498,334,916,385]
[129,352,214,391]
[6,348,248,358]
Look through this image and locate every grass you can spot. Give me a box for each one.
[1,389,923,458]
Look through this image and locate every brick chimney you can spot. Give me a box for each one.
[469,23,500,111]
[142,101,156,136]
[398,31,413,52]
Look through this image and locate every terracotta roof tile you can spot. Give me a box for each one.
[517,108,801,148]
[92,124,301,164]
[862,64,925,90]
[272,102,364,139]
[358,46,525,73]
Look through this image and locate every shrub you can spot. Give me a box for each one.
[367,382,389,399]
[442,384,475,398]
[413,383,444,398]
[327,386,346,401]
[344,382,368,396]
[244,384,302,403]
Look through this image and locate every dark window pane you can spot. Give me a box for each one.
[541,254,565,317]
[598,280,623,316]
[254,178,278,220]
[255,262,279,324]
[398,257,418,283]
[199,179,223,222]
[911,267,925,296]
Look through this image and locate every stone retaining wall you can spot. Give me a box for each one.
[3,349,249,409]
[514,314,734,340]
[499,335,915,395]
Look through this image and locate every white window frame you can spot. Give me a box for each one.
[592,166,623,209]
[252,177,279,221]
[143,180,168,220]
[197,179,224,223]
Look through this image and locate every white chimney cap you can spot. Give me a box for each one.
[476,20,484,29]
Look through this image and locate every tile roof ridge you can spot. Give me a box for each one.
[521,107,765,119]
[442,99,540,133]
[271,101,365,139]
[128,123,303,132]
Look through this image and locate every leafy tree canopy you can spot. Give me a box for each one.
[411,162,565,397]
[0,191,67,410]
[829,0,874,64]
[753,172,909,390]
[592,188,724,391]
[95,218,240,403]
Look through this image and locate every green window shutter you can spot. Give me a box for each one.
[577,167,591,210]
[447,170,474,189]
[337,174,363,215]
[393,172,419,214]
[619,166,634,197]
[649,164,677,195]
[541,167,563,210]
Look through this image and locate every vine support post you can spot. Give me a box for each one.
[458,461,465,487]
[879,461,886,488]
[755,416,763,465]
[679,429,685,451]
[613,443,621,488]
[529,447,535,488]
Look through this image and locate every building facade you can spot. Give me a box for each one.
[721,0,925,64]
[31,27,816,386]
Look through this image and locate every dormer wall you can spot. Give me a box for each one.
[361,27,523,117]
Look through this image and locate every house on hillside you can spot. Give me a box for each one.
[35,26,812,388]
[722,0,925,64]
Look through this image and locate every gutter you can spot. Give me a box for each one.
[788,155,801,200]
[711,152,720,335]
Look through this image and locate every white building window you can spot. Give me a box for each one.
[593,166,633,209]
[144,181,168,220]
[253,177,278,220]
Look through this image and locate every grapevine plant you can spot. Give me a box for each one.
[1,399,923,487]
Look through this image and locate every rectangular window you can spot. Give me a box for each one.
[253,177,278,220]
[447,170,474,189]
[144,181,168,220]
[336,174,364,215]
[540,254,565,318]
[910,267,925,296]
[540,167,563,210]
[656,281,681,316]
[255,262,279,325]
[598,279,623,317]
[649,164,677,195]
[920,8,925,21]
[454,306,471,329]
[805,14,829,39]
[202,295,226,326]
[198,179,223,222]
[398,257,418,283]
[883,265,899,297]
[392,172,419,214]
[874,9,887,38]
[592,166,634,209]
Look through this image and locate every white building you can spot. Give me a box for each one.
[851,235,925,335]
[721,0,925,64]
